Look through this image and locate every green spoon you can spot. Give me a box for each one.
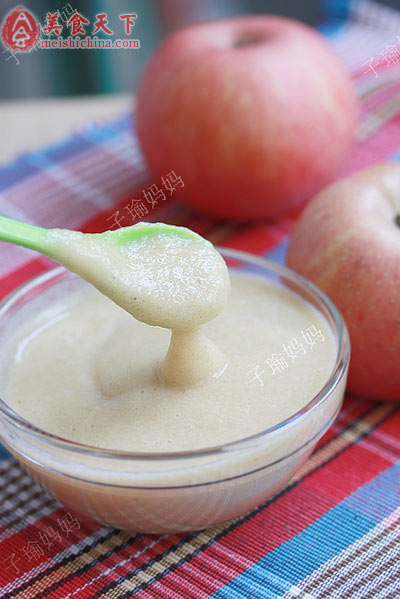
[0,216,199,254]
[0,216,230,330]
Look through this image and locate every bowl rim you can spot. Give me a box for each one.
[0,247,350,462]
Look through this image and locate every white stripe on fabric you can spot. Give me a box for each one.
[62,534,167,599]
[352,0,400,30]
[26,155,111,209]
[0,527,113,596]
[0,244,40,280]
[0,197,31,222]
[281,506,400,599]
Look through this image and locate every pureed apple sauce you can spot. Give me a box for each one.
[0,231,341,532]
[4,272,335,451]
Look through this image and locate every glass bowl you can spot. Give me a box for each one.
[0,249,350,534]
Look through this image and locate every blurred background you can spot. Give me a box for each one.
[0,0,400,164]
[0,0,399,100]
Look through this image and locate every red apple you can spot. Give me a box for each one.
[136,15,357,221]
[288,163,400,400]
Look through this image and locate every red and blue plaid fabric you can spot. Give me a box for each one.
[1,1,400,597]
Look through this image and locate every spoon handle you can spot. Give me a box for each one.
[0,216,48,252]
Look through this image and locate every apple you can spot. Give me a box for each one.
[136,15,357,221]
[287,163,400,400]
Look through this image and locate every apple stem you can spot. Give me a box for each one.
[233,38,261,48]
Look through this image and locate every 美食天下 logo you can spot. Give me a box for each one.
[1,6,40,52]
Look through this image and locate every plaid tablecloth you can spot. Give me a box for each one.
[1,1,400,597]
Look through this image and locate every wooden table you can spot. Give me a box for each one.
[0,94,131,166]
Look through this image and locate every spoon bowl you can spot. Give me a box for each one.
[0,218,230,330]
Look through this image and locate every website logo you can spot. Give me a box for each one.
[1,6,40,52]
